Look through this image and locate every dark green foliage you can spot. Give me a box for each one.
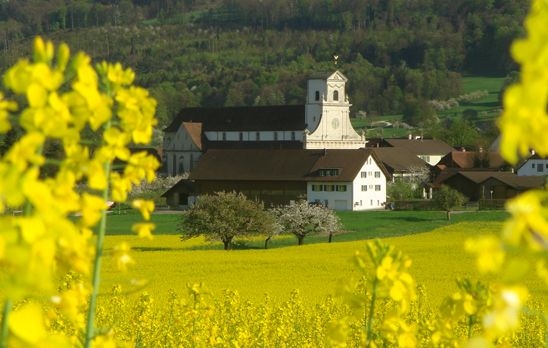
[433,185,468,220]
[0,126,19,156]
[0,0,526,129]
[402,98,437,127]
[179,191,277,250]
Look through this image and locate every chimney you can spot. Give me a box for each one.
[532,149,536,155]
[408,133,412,140]
[323,148,327,156]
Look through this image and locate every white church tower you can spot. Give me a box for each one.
[303,71,366,149]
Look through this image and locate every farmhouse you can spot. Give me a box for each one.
[439,171,543,200]
[162,70,366,175]
[372,147,431,179]
[186,149,390,211]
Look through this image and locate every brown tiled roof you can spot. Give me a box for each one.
[431,168,504,188]
[383,138,454,156]
[437,151,504,168]
[373,147,430,173]
[456,171,515,184]
[188,149,391,182]
[485,175,544,190]
[164,105,306,133]
[183,122,203,150]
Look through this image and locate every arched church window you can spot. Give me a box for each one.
[291,132,296,141]
[239,132,243,141]
[222,132,227,141]
[172,155,176,176]
[256,132,260,141]
[315,91,320,101]
[274,132,278,141]
[333,90,339,101]
[178,156,185,173]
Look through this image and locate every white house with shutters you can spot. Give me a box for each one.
[517,153,548,176]
[186,148,390,211]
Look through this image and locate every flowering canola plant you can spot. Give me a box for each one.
[0,37,159,347]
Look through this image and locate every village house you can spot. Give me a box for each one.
[186,149,390,211]
[517,153,548,176]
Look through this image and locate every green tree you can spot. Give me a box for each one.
[179,191,277,250]
[433,185,468,220]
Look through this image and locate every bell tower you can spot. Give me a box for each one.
[303,71,366,149]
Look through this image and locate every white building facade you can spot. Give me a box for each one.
[517,155,548,176]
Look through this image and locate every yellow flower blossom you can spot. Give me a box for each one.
[0,92,18,133]
[132,199,155,220]
[465,236,505,273]
[80,193,107,227]
[109,242,134,271]
[131,222,155,240]
[8,303,46,345]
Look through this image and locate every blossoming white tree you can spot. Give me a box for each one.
[270,199,342,245]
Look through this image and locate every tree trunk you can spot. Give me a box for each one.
[447,211,451,221]
[264,237,271,249]
[328,233,333,243]
[297,235,305,246]
[223,237,233,250]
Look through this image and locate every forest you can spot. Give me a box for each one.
[0,0,527,131]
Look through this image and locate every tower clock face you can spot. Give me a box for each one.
[332,118,340,129]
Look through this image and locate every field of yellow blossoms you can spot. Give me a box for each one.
[58,221,541,348]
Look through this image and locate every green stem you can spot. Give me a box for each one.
[366,278,378,348]
[0,300,13,348]
[468,315,474,338]
[84,122,112,348]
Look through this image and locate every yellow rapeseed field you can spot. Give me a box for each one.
[98,222,544,307]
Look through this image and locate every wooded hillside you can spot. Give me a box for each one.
[0,0,527,127]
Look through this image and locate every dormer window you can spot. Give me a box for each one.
[291,132,295,141]
[333,90,339,101]
[256,132,260,141]
[319,169,339,177]
[239,132,243,141]
[274,132,278,141]
[222,132,227,141]
[315,91,320,101]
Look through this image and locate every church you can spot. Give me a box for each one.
[162,71,390,211]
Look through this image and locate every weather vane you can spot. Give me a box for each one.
[334,55,339,66]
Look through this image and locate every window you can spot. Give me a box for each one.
[324,200,328,207]
[375,172,381,178]
[370,200,373,206]
[360,200,362,206]
[291,131,296,141]
[320,169,339,177]
[274,132,278,141]
[333,90,339,101]
[369,171,373,176]
[256,132,260,141]
[313,117,316,122]
[377,200,380,206]
[420,155,431,162]
[539,164,544,172]
[361,185,367,192]
[315,91,320,101]
[369,185,373,189]
[222,132,226,141]
[336,185,347,192]
[239,132,243,141]
[325,185,335,192]
[533,163,536,168]
[375,185,381,191]
[361,171,367,178]
[311,185,323,191]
